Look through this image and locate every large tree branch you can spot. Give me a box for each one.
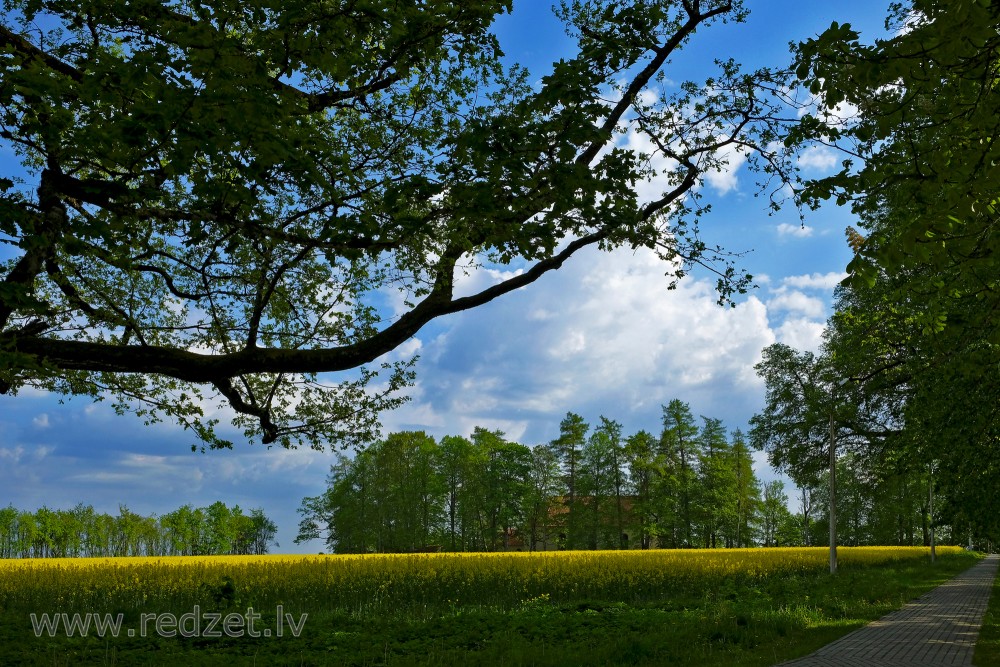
[576,2,733,167]
[0,25,84,82]
[1,231,609,383]
[0,168,67,329]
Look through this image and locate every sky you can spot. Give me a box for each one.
[0,1,891,553]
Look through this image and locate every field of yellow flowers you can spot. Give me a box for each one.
[0,546,978,666]
[0,546,963,617]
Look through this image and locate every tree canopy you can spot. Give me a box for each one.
[0,0,793,449]
[757,0,1000,538]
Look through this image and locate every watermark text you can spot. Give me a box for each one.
[30,605,307,639]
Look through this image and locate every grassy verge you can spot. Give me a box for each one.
[1,552,978,666]
[975,554,1000,667]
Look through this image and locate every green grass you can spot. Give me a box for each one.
[975,554,1000,667]
[1,552,980,666]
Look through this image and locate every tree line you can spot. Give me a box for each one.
[756,0,1000,544]
[296,400,955,554]
[0,502,278,558]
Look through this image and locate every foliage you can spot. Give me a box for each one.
[0,501,276,558]
[749,340,962,547]
[298,400,777,554]
[0,546,966,616]
[0,548,975,665]
[299,397,968,554]
[783,0,1000,536]
[0,0,797,449]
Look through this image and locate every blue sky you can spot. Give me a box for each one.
[0,1,890,553]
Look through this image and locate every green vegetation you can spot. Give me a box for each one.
[0,502,277,558]
[297,404,774,554]
[765,0,1000,541]
[975,560,1000,667]
[0,0,792,449]
[299,403,961,555]
[0,550,977,666]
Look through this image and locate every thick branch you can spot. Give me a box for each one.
[576,2,733,166]
[3,231,609,382]
[0,25,84,82]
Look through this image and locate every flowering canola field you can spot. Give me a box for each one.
[0,546,963,616]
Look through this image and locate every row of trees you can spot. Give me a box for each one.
[296,401,947,554]
[0,502,278,558]
[749,1,1000,546]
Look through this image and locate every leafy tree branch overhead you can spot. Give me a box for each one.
[0,0,796,449]
[777,0,1000,536]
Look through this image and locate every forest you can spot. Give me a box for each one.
[0,502,277,558]
[296,399,958,555]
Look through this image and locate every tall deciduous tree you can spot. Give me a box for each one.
[787,0,1000,536]
[0,0,794,448]
[523,444,564,551]
[758,480,795,547]
[437,434,476,551]
[696,416,734,548]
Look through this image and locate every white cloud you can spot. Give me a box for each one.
[454,262,526,299]
[776,223,814,238]
[388,337,422,363]
[782,272,848,290]
[0,445,25,464]
[617,128,683,205]
[766,291,826,319]
[32,413,49,428]
[382,244,777,442]
[704,143,748,195]
[797,145,837,172]
[775,317,826,353]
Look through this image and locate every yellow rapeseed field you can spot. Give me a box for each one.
[0,546,963,616]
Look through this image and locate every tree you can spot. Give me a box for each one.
[792,1,1000,325]
[749,344,834,481]
[578,416,626,549]
[695,416,735,548]
[469,427,531,551]
[788,0,1000,537]
[551,412,589,549]
[623,430,658,549]
[660,399,700,547]
[0,505,16,558]
[0,0,794,449]
[437,435,476,551]
[204,501,237,555]
[759,480,794,547]
[523,444,564,551]
[248,508,278,555]
[728,429,760,548]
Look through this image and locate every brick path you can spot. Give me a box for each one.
[775,554,999,667]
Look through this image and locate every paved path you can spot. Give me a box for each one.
[776,554,999,667]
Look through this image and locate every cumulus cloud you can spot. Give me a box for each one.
[797,145,837,172]
[704,143,748,195]
[616,128,683,204]
[775,317,826,353]
[382,244,777,443]
[766,291,826,318]
[782,272,848,290]
[776,223,814,238]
